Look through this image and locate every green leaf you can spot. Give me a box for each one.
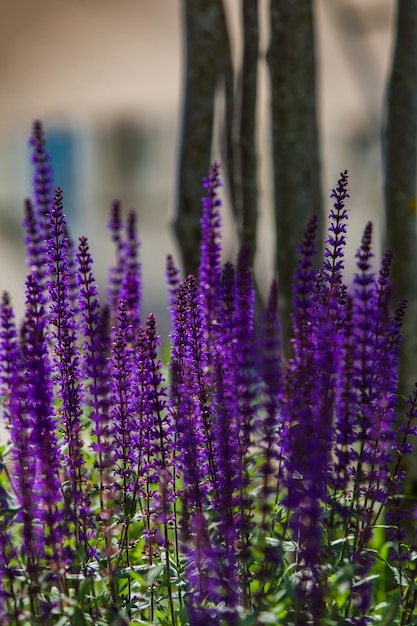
[257,611,282,624]
[330,535,355,547]
[376,592,401,626]
[281,540,297,552]
[146,562,165,585]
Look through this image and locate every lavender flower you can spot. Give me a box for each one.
[29,120,53,225]
[64,224,80,315]
[23,121,54,298]
[291,212,319,360]
[170,276,216,511]
[107,200,124,318]
[213,262,239,519]
[212,245,258,604]
[210,355,241,613]
[166,253,181,317]
[110,299,136,496]
[22,274,66,563]
[256,280,282,532]
[175,296,211,510]
[107,203,141,330]
[46,188,90,538]
[0,293,43,584]
[120,210,141,332]
[198,161,223,344]
[22,198,48,284]
[0,293,19,430]
[6,323,40,580]
[77,236,113,513]
[321,169,349,295]
[132,314,172,535]
[332,293,358,500]
[350,223,382,514]
[175,274,217,502]
[182,511,221,625]
[281,180,358,616]
[143,313,170,481]
[233,244,257,500]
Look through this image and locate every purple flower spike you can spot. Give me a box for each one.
[107,204,141,333]
[22,198,48,284]
[179,401,209,513]
[211,260,247,542]
[284,292,342,618]
[322,170,349,294]
[234,243,256,457]
[199,161,223,343]
[332,294,358,498]
[183,510,239,626]
[389,372,417,552]
[144,313,170,475]
[258,279,282,396]
[140,313,173,542]
[183,512,218,625]
[291,213,319,360]
[27,121,54,294]
[353,246,402,517]
[110,299,137,494]
[0,293,19,430]
[214,262,238,499]
[64,224,80,315]
[107,200,124,319]
[23,273,66,562]
[168,278,189,428]
[6,329,40,577]
[170,274,217,499]
[29,120,53,224]
[47,188,89,532]
[231,245,257,571]
[184,275,217,497]
[351,223,376,442]
[166,254,181,316]
[257,280,282,525]
[77,236,113,509]
[120,210,142,333]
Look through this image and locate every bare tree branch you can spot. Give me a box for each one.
[267,0,323,355]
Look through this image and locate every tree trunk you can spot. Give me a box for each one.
[383,0,417,400]
[234,0,259,268]
[267,0,323,355]
[174,0,233,277]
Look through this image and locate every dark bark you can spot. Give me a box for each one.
[174,0,233,277]
[234,0,259,268]
[267,0,323,356]
[383,0,417,398]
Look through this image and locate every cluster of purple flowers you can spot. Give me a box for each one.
[0,121,416,625]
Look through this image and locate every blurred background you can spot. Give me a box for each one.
[0,0,394,340]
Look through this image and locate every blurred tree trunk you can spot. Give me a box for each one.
[234,0,259,269]
[267,0,323,356]
[383,0,417,401]
[175,1,323,348]
[174,0,233,277]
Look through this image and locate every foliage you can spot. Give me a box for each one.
[0,122,417,625]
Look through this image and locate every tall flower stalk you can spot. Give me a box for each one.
[46,188,90,554]
[77,236,113,517]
